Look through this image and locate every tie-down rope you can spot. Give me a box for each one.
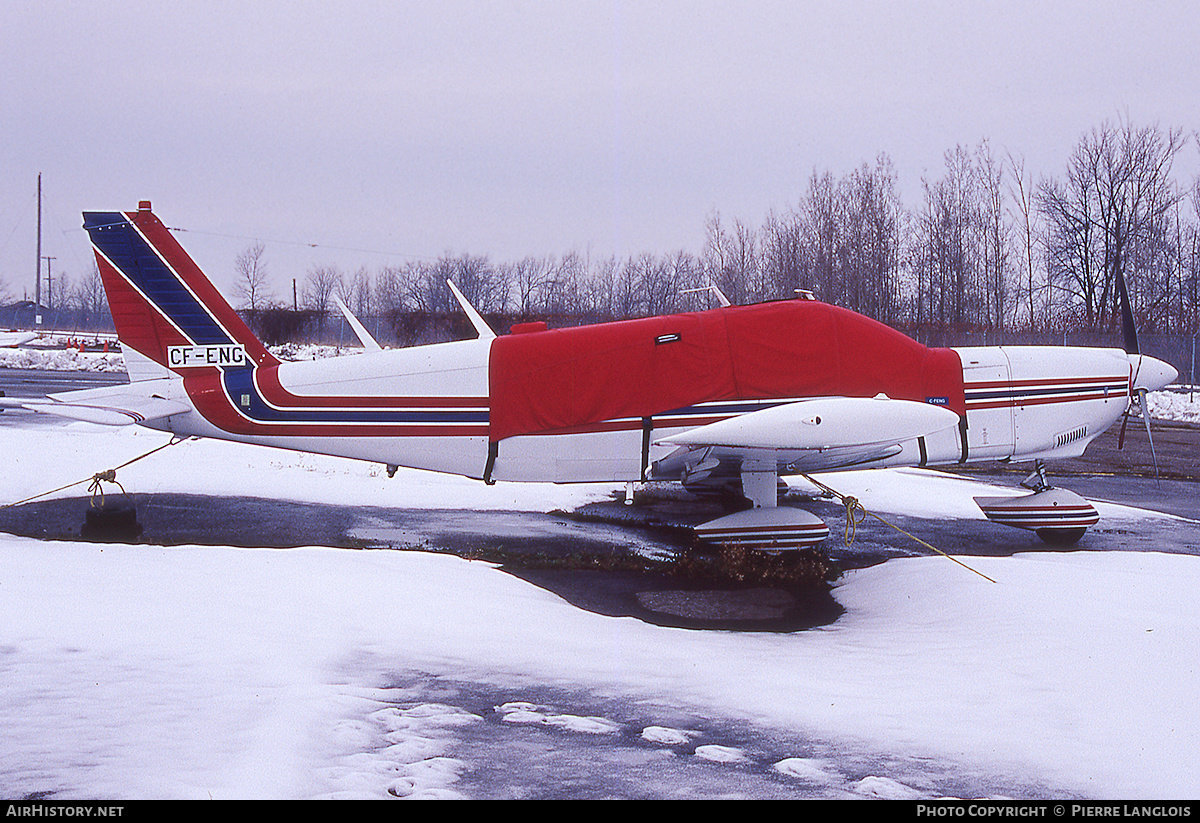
[800,473,997,584]
[2,437,187,511]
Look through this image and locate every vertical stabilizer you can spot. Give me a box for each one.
[83,202,279,380]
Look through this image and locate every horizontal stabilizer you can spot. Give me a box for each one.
[3,382,191,426]
[657,395,960,451]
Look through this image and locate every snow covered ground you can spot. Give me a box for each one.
[1,414,1198,799]
[1,350,1199,799]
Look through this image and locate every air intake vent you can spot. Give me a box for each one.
[1056,425,1088,448]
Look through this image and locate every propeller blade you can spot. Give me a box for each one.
[1117,408,1129,450]
[1116,265,1139,355]
[1137,388,1161,488]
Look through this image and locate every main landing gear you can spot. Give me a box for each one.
[692,457,829,551]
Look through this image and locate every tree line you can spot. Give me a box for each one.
[0,263,110,331]
[259,118,1198,346]
[16,117,1194,346]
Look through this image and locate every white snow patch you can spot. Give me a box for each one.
[316,702,480,799]
[0,421,613,514]
[1147,389,1200,424]
[694,745,748,764]
[641,726,700,746]
[0,346,124,372]
[2,526,1200,797]
[773,758,840,784]
[495,702,621,735]
[852,775,923,799]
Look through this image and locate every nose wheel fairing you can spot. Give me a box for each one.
[973,486,1099,545]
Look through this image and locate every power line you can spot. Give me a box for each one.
[165,225,440,262]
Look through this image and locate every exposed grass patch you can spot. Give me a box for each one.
[672,544,841,591]
[418,539,840,593]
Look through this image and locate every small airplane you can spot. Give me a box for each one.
[0,330,36,348]
[0,201,1179,549]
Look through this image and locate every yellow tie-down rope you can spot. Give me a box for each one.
[2,437,186,511]
[801,473,997,584]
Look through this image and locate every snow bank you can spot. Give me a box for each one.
[0,346,124,372]
[0,422,614,514]
[1147,388,1200,424]
[0,536,1197,799]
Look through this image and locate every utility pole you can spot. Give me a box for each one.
[43,256,57,311]
[35,173,42,320]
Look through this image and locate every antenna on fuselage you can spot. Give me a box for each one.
[333,295,383,351]
[446,280,496,340]
[681,280,732,308]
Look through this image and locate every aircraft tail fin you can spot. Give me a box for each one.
[82,201,279,381]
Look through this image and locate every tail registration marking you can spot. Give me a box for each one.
[168,344,248,369]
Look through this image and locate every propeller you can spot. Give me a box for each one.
[1114,263,1162,485]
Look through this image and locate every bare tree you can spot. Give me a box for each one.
[441,254,505,314]
[795,170,840,304]
[845,155,903,323]
[760,206,804,297]
[1040,119,1187,331]
[304,264,342,340]
[1008,152,1045,328]
[544,250,592,318]
[303,265,341,312]
[502,255,556,316]
[914,151,973,329]
[702,212,760,305]
[788,157,903,321]
[1094,119,1186,332]
[1185,175,1200,332]
[81,261,107,322]
[234,242,272,311]
[975,140,1011,329]
[337,266,373,319]
[54,271,73,316]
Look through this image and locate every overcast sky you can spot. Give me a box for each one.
[3,0,1198,302]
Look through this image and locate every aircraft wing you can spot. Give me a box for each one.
[656,394,961,452]
[650,395,963,506]
[0,381,191,426]
[1,331,37,347]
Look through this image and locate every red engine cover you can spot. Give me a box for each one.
[487,299,964,442]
